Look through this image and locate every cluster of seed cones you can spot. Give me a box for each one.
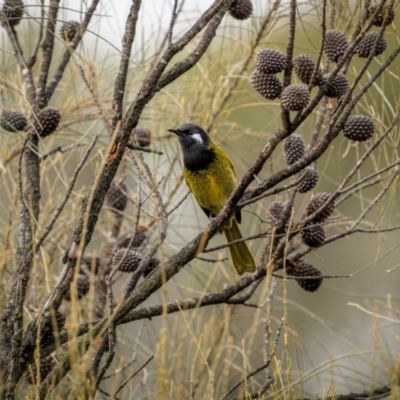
[0,2,65,138]
[251,48,311,111]
[250,1,395,142]
[64,205,153,301]
[0,107,61,137]
[267,192,335,293]
[63,177,156,303]
[258,5,396,294]
[0,0,82,44]
[64,226,153,302]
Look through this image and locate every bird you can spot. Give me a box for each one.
[168,122,256,275]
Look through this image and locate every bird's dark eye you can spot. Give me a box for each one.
[188,131,194,135]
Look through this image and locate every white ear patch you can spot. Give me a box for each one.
[192,133,203,143]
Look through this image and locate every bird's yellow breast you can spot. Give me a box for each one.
[183,145,237,216]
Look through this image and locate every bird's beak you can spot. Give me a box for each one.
[168,128,182,136]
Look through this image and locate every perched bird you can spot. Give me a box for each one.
[168,123,256,275]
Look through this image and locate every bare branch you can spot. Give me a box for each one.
[111,0,143,129]
[36,0,60,108]
[45,0,101,102]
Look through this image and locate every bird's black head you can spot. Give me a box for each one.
[168,123,211,150]
[168,123,215,172]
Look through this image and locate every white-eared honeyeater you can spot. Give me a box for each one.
[168,123,256,275]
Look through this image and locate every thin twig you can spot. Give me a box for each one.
[127,142,163,155]
[102,323,145,380]
[36,134,99,249]
[167,0,179,45]
[111,355,154,398]
[111,0,143,129]
[40,143,85,161]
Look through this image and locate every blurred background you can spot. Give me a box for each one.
[1,0,400,398]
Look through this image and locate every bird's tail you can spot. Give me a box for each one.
[223,218,256,275]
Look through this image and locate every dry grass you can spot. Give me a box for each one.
[0,1,400,399]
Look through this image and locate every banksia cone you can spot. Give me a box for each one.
[283,133,305,165]
[0,0,23,27]
[41,311,66,347]
[343,115,374,142]
[298,166,318,193]
[25,356,56,384]
[250,70,282,100]
[132,126,152,147]
[105,180,128,212]
[324,30,348,62]
[355,32,387,58]
[64,274,90,301]
[117,226,148,249]
[255,49,287,74]
[286,261,323,292]
[280,84,310,111]
[301,224,325,248]
[60,20,79,41]
[369,4,395,27]
[229,0,253,20]
[321,72,349,98]
[143,257,160,278]
[112,249,141,273]
[268,200,284,224]
[33,107,61,138]
[0,109,27,132]
[305,192,335,223]
[293,54,322,86]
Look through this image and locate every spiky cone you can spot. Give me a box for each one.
[355,32,387,58]
[267,200,284,224]
[300,224,325,248]
[25,356,56,385]
[0,109,27,132]
[228,0,253,20]
[105,180,128,212]
[250,69,282,100]
[117,226,148,249]
[305,192,335,223]
[60,20,79,41]
[64,274,90,301]
[0,0,24,28]
[320,72,349,98]
[297,166,318,193]
[286,261,323,292]
[324,30,348,63]
[255,48,287,74]
[369,4,395,27]
[283,133,305,165]
[280,84,310,111]
[268,200,292,233]
[33,107,61,138]
[343,115,374,142]
[112,248,142,273]
[293,54,322,86]
[40,311,66,347]
[143,257,160,278]
[131,126,152,147]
